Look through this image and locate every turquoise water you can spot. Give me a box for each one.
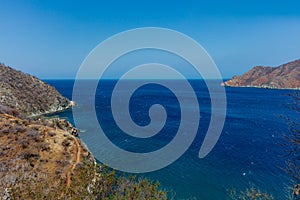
[46,79,298,199]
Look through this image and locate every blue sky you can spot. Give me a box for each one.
[0,0,300,79]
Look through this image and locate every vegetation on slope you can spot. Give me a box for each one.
[0,113,168,199]
[0,64,168,199]
[0,63,71,116]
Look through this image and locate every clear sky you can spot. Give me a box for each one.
[0,0,300,79]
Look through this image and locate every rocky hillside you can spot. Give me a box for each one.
[0,63,72,116]
[0,114,168,199]
[0,113,95,199]
[222,59,300,89]
[0,64,168,199]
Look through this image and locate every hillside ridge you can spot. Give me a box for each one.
[222,59,300,89]
[0,63,72,116]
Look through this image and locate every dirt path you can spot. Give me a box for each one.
[59,136,82,198]
[65,137,81,187]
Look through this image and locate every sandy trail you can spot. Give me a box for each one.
[66,137,81,187]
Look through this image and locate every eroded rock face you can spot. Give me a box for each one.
[0,63,71,116]
[222,59,300,89]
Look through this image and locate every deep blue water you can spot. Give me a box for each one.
[45,79,298,199]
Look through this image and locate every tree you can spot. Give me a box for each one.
[282,92,300,199]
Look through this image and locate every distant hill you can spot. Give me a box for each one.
[222,59,300,89]
[0,63,71,116]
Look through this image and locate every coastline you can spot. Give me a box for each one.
[28,100,76,118]
[221,83,300,90]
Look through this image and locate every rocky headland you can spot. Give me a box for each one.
[0,64,167,199]
[0,63,72,116]
[222,59,300,90]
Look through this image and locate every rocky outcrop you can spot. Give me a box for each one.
[222,59,300,89]
[0,63,71,116]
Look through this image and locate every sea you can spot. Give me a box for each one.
[45,79,298,199]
